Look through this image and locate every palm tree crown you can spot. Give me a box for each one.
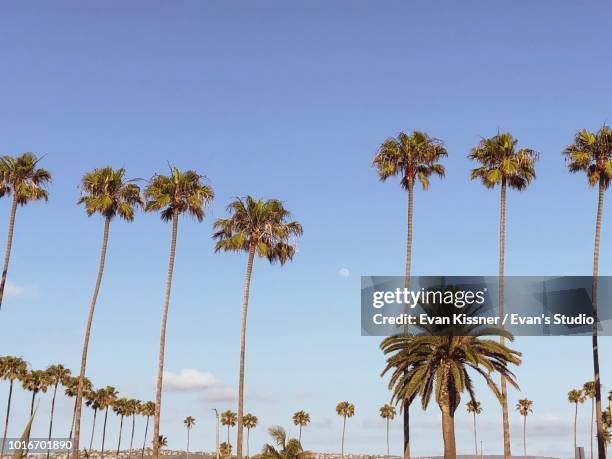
[516,399,533,417]
[292,411,310,427]
[221,410,237,427]
[0,153,51,204]
[563,126,612,188]
[261,426,303,459]
[379,404,396,420]
[466,400,482,415]
[184,416,196,429]
[0,356,27,382]
[243,414,258,430]
[336,402,355,418]
[569,389,586,405]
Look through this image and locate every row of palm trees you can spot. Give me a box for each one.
[373,126,612,459]
[569,383,612,459]
[0,156,302,459]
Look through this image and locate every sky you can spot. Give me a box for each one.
[1,1,612,457]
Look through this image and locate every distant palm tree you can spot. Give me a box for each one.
[126,399,141,459]
[220,442,232,458]
[516,399,533,459]
[114,397,130,457]
[144,167,213,459]
[260,426,304,459]
[21,369,50,451]
[379,404,396,456]
[213,196,302,459]
[99,386,119,459]
[64,376,92,444]
[373,131,447,459]
[335,401,355,459]
[0,356,27,454]
[0,153,51,310]
[569,389,586,454]
[292,411,310,444]
[243,414,258,459]
[584,381,598,459]
[45,364,71,459]
[85,389,102,453]
[220,410,237,446]
[564,126,612,459]
[466,401,482,458]
[157,435,168,449]
[184,416,196,459]
[140,401,156,459]
[469,132,538,459]
[72,167,142,459]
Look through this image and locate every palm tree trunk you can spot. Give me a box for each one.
[341,416,346,459]
[89,409,98,452]
[299,425,302,445]
[153,209,179,459]
[129,415,135,459]
[591,400,595,459]
[25,392,36,456]
[440,408,456,459]
[591,180,606,459]
[402,181,414,459]
[187,428,190,459]
[473,413,477,458]
[1,380,14,455]
[72,216,111,459]
[227,425,230,445]
[101,408,109,459]
[574,403,578,457]
[236,241,256,459]
[386,418,390,456]
[47,383,59,459]
[30,392,36,416]
[498,180,512,459]
[69,397,77,441]
[523,416,527,459]
[245,429,248,459]
[141,416,150,459]
[0,195,18,311]
[117,414,124,458]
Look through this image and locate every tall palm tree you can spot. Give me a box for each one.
[292,411,310,444]
[564,126,612,459]
[144,166,213,459]
[126,399,141,459]
[469,132,538,459]
[45,364,71,459]
[584,381,597,459]
[114,397,129,457]
[379,404,396,456]
[569,389,586,455]
[0,153,51,310]
[213,196,302,459]
[85,389,102,453]
[335,401,355,459]
[0,356,27,454]
[466,401,482,458]
[184,416,196,459]
[72,167,142,459]
[64,376,92,444]
[140,401,155,459]
[516,399,533,459]
[373,131,447,459]
[99,385,119,459]
[243,414,257,459]
[220,410,237,446]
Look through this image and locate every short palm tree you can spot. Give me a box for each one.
[584,381,598,459]
[469,132,537,459]
[44,364,71,459]
[126,399,141,459]
[243,414,258,459]
[260,426,304,459]
[220,410,237,446]
[157,435,168,449]
[564,126,612,459]
[114,397,130,457]
[569,389,586,454]
[466,401,482,458]
[335,401,355,459]
[220,442,232,458]
[379,404,396,456]
[0,153,51,310]
[72,167,142,459]
[516,399,533,459]
[292,411,310,444]
[213,196,302,459]
[140,401,156,459]
[0,356,27,454]
[64,375,92,443]
[21,369,50,448]
[144,167,213,459]
[184,416,196,459]
[99,385,119,459]
[373,131,447,459]
[85,389,102,453]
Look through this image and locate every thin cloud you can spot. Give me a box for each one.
[164,369,218,391]
[338,268,350,278]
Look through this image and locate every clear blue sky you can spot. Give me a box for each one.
[1,1,611,457]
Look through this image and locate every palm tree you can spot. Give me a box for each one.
[564,126,612,459]
[114,397,130,457]
[466,401,482,458]
[373,131,447,459]
[140,401,155,459]
[85,389,102,453]
[126,399,141,459]
[0,153,51,310]
[260,426,305,459]
[569,389,586,455]
[516,399,533,459]
[335,401,355,459]
[0,356,27,454]
[184,416,196,459]
[213,196,302,459]
[72,167,142,459]
[379,404,396,456]
[45,364,71,459]
[584,381,598,459]
[220,410,237,446]
[21,369,50,450]
[144,166,213,459]
[220,442,232,458]
[469,132,538,459]
[243,414,258,459]
[99,385,119,459]
[64,376,92,444]
[157,435,168,449]
[292,411,310,444]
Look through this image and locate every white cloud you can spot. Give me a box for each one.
[201,386,236,403]
[338,268,350,278]
[6,281,29,299]
[164,369,218,391]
